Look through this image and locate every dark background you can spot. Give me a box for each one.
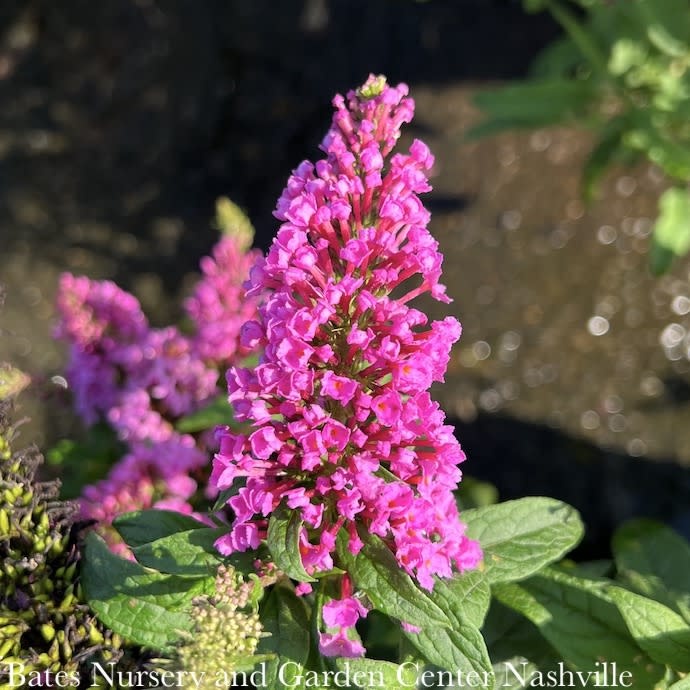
[3,0,690,559]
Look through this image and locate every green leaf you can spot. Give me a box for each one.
[467,80,595,139]
[455,477,498,510]
[331,658,418,690]
[82,532,200,650]
[613,518,690,623]
[267,507,316,583]
[557,558,614,579]
[46,423,126,498]
[648,24,687,57]
[650,187,690,275]
[669,677,690,690]
[608,586,690,671]
[493,658,541,689]
[428,570,491,630]
[483,600,561,673]
[336,530,450,629]
[175,394,235,433]
[212,480,245,511]
[113,509,209,548]
[463,497,584,584]
[402,624,494,684]
[0,363,30,400]
[130,527,225,576]
[582,116,630,201]
[494,568,665,688]
[258,586,311,690]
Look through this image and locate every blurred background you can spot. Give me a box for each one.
[2,0,690,556]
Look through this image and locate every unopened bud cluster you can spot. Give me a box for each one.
[0,400,122,687]
[174,566,264,689]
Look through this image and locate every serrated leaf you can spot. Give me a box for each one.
[258,586,311,690]
[131,527,225,576]
[463,497,584,584]
[175,394,236,433]
[113,509,208,548]
[650,187,690,275]
[608,586,690,671]
[267,507,316,582]
[336,530,450,629]
[82,532,200,650]
[402,624,494,684]
[331,658,418,690]
[493,568,665,688]
[613,518,690,623]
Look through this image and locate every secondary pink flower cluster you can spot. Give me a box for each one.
[55,233,261,544]
[210,75,482,655]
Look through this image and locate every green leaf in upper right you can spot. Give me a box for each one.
[467,80,596,140]
[650,187,690,275]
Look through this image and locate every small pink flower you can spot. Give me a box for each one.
[318,630,365,658]
[320,371,359,405]
[249,426,283,460]
[323,596,368,628]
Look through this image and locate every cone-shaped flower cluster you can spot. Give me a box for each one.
[212,76,482,598]
[55,227,261,548]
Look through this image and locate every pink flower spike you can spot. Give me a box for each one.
[211,75,482,591]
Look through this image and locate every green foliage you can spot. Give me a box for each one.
[650,187,690,274]
[463,497,585,584]
[613,518,690,621]
[174,393,237,434]
[471,0,690,273]
[82,533,199,651]
[81,490,690,689]
[485,518,690,687]
[47,423,126,499]
[336,530,451,629]
[493,568,666,687]
[267,506,317,583]
[259,585,311,690]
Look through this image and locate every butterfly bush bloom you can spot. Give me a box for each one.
[212,75,482,653]
[55,227,260,546]
[185,234,262,364]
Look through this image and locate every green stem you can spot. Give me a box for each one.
[543,0,609,76]
[312,584,329,673]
